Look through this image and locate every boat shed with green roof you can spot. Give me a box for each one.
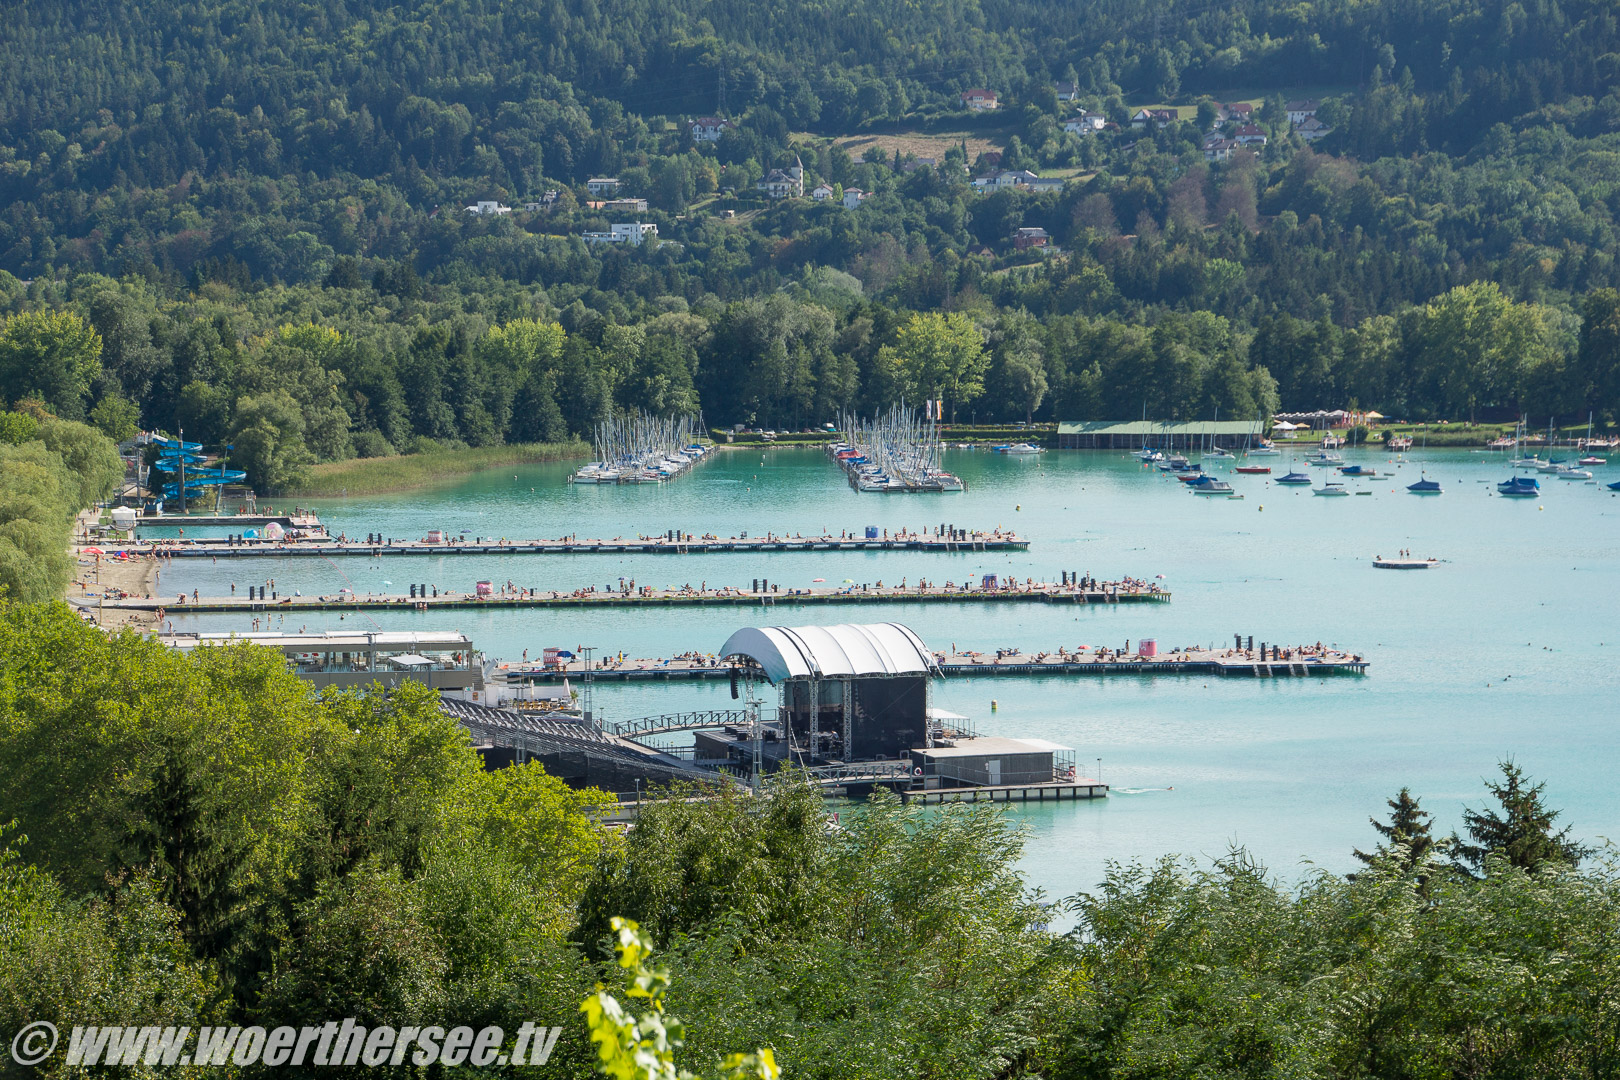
[1057,420,1263,450]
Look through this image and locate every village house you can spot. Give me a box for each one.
[688,117,732,142]
[1028,176,1065,194]
[972,168,1040,193]
[1285,99,1321,126]
[521,191,560,212]
[585,177,620,196]
[1054,82,1081,102]
[961,88,999,111]
[583,222,658,246]
[1064,112,1107,135]
[602,197,650,213]
[1202,137,1237,162]
[842,187,867,209]
[1219,102,1254,126]
[810,184,836,201]
[1295,116,1332,141]
[1013,226,1051,251]
[757,158,805,199]
[465,200,512,215]
[1131,108,1179,128]
[1230,123,1268,147]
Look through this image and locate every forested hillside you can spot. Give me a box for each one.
[2,0,1620,486]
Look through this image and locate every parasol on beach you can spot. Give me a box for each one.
[82,546,105,555]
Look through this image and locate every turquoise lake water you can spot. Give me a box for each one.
[150,444,1620,901]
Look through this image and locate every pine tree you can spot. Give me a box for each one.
[1353,787,1442,874]
[1452,760,1588,876]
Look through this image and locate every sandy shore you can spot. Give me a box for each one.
[66,510,162,630]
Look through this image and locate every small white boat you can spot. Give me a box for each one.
[1246,444,1281,457]
[1313,483,1351,496]
[1555,467,1593,480]
[1002,442,1044,455]
[1307,452,1345,466]
[1203,448,1236,460]
[1578,455,1606,466]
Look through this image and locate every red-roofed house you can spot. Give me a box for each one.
[962,89,1000,111]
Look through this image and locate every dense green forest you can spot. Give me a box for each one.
[2,597,1617,1077]
[3,0,1620,487]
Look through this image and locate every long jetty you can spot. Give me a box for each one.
[88,527,1029,559]
[96,578,1167,615]
[493,644,1367,682]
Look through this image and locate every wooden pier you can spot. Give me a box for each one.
[898,781,1109,804]
[99,579,1168,616]
[91,528,1028,558]
[130,513,321,529]
[489,643,1366,682]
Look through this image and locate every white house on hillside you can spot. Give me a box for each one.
[585,177,620,196]
[1064,113,1106,135]
[842,187,867,209]
[584,222,658,246]
[810,184,836,201]
[758,158,805,199]
[465,200,512,215]
[1285,100,1321,125]
[689,117,733,142]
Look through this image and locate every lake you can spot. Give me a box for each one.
[152,443,1620,901]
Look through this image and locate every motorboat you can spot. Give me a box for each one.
[1236,465,1272,474]
[1406,477,1443,494]
[1498,477,1540,497]
[1135,448,1163,462]
[1339,464,1377,477]
[998,442,1044,455]
[1579,455,1606,466]
[1187,476,1234,494]
[1554,466,1593,480]
[1276,471,1314,485]
[1313,483,1351,496]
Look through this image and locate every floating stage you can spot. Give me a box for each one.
[91,527,1028,559]
[97,578,1167,615]
[492,643,1366,682]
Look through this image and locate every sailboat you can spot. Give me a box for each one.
[1406,475,1442,494]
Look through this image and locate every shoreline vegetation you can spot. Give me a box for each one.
[286,439,589,497]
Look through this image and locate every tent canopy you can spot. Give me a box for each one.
[720,623,939,683]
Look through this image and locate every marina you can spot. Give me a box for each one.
[569,411,711,484]
[832,405,966,492]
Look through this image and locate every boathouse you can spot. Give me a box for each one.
[1058,419,1262,450]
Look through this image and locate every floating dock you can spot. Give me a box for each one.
[87,528,1028,558]
[131,513,321,529]
[97,579,1167,615]
[489,644,1367,682]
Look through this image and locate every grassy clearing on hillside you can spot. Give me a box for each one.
[287,441,588,496]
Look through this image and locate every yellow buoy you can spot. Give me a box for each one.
[990,699,999,711]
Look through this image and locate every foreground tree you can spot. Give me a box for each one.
[1452,760,1588,876]
[1353,787,1444,875]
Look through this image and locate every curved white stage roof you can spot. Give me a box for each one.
[719,623,939,683]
